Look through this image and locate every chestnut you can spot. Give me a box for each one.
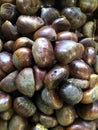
[0,108,13,121]
[0,39,3,52]
[56,105,76,126]
[16,15,44,34]
[8,114,28,130]
[14,96,36,117]
[33,26,57,41]
[41,88,63,109]
[57,31,78,42]
[81,79,98,104]
[62,7,87,29]
[32,37,55,68]
[0,51,15,74]
[76,102,98,120]
[79,0,98,13]
[69,59,91,80]
[55,40,84,65]
[0,91,12,112]
[0,70,18,93]
[1,20,19,40]
[12,47,34,70]
[16,68,35,97]
[44,65,69,89]
[65,119,96,130]
[41,7,60,25]
[13,37,34,51]
[35,92,54,115]
[82,21,96,38]
[0,3,19,21]
[51,17,71,33]
[0,120,8,130]
[16,0,41,15]
[0,0,16,5]
[83,47,96,65]
[80,38,98,53]
[58,81,83,105]
[3,40,14,53]
[67,78,89,89]
[40,115,58,128]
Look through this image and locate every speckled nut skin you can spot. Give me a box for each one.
[0,70,18,92]
[8,114,28,130]
[14,96,36,117]
[62,7,87,29]
[32,37,55,68]
[16,0,41,15]
[12,47,34,70]
[56,105,76,126]
[58,81,83,105]
[41,88,63,109]
[16,68,35,97]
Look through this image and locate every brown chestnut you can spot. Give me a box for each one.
[41,88,63,109]
[79,0,98,13]
[0,108,13,121]
[33,26,57,41]
[69,59,91,80]
[16,68,35,97]
[16,0,41,15]
[62,7,87,29]
[51,17,71,33]
[0,70,18,93]
[14,96,36,117]
[0,3,19,21]
[12,47,34,70]
[35,92,54,115]
[0,51,15,74]
[0,91,12,112]
[57,31,78,42]
[65,119,96,130]
[32,37,55,68]
[55,40,84,65]
[44,65,69,89]
[13,37,34,51]
[8,114,28,130]
[76,102,98,120]
[1,20,19,40]
[41,7,60,25]
[58,81,83,105]
[56,105,76,126]
[16,15,44,34]
[82,21,96,38]
[83,47,96,65]
[4,40,14,53]
[40,115,58,128]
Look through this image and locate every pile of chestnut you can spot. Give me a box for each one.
[0,0,98,130]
